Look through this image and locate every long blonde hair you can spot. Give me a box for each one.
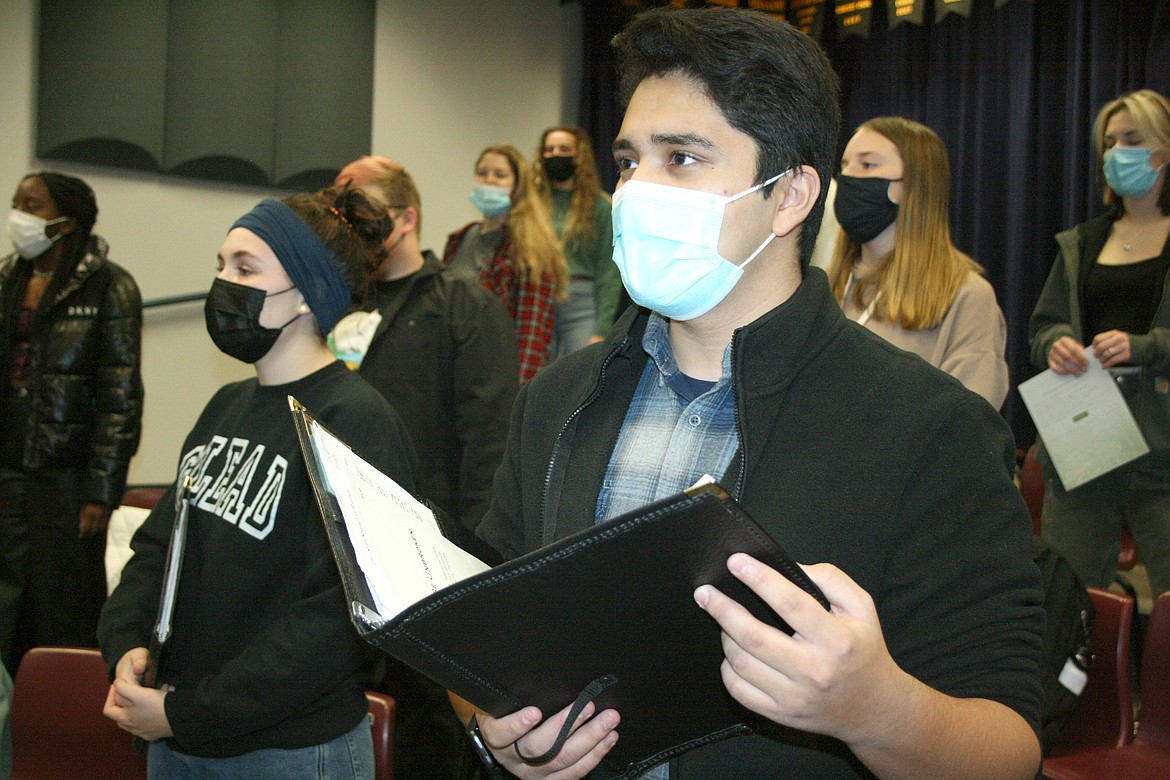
[1094,89,1170,215]
[531,127,610,249]
[480,144,568,300]
[827,117,982,330]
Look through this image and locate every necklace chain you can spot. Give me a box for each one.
[1116,221,1134,252]
[1117,214,1170,252]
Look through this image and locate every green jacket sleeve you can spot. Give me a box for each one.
[1028,249,1078,370]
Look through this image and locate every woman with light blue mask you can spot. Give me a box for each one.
[1029,88,1170,597]
[444,144,568,382]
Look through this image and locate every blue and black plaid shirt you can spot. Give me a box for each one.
[595,312,739,779]
[596,313,740,525]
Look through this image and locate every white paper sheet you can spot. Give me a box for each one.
[1018,349,1149,491]
[309,421,490,620]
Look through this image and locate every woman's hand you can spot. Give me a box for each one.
[104,681,174,741]
[114,647,149,686]
[105,647,175,741]
[1091,330,1132,368]
[1047,336,1089,376]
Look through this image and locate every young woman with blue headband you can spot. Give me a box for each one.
[98,187,417,779]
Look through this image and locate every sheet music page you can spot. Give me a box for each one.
[309,420,490,619]
[1019,348,1149,490]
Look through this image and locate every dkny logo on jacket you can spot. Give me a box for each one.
[177,434,287,540]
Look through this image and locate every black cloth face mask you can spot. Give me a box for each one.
[204,278,299,364]
[834,174,902,244]
[543,155,577,184]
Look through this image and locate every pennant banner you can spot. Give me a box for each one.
[789,0,826,39]
[888,0,925,29]
[936,0,975,21]
[747,0,789,19]
[616,0,1027,30]
[834,0,874,40]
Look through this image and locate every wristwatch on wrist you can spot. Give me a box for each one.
[466,713,515,779]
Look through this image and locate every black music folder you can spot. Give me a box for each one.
[290,397,830,779]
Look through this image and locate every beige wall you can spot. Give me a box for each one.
[0,0,579,485]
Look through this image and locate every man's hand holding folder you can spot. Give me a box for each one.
[475,552,941,780]
[292,401,836,780]
[473,697,621,779]
[694,555,903,742]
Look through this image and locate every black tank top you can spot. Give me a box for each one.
[1083,254,1168,339]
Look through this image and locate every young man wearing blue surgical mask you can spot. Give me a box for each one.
[469,7,1043,780]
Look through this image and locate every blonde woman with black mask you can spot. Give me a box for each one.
[827,117,1009,409]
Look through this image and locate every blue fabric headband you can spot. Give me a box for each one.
[230,198,350,335]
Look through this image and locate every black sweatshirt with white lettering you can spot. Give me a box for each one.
[98,360,416,757]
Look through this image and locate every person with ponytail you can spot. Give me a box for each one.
[98,187,416,778]
[826,117,1009,408]
[444,144,567,382]
[532,127,622,359]
[0,172,143,672]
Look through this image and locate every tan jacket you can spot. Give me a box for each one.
[844,270,1009,408]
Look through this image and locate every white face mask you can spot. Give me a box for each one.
[611,172,786,321]
[7,210,68,260]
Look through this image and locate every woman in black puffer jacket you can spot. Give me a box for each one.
[0,172,143,671]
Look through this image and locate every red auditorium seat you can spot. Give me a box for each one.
[1044,591,1170,779]
[10,647,148,779]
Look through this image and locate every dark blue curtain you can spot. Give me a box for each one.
[576,0,1170,446]
[824,0,1169,445]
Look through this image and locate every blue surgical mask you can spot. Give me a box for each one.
[611,173,786,321]
[1103,146,1162,198]
[469,184,512,218]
